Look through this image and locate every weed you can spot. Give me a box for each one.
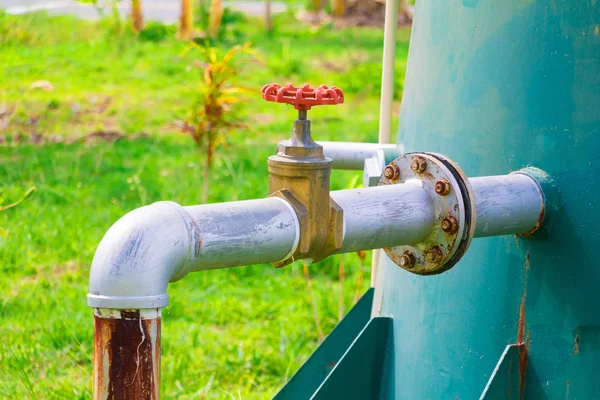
[183,42,253,202]
[0,187,35,236]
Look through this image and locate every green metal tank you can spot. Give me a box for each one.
[277,1,600,399]
[375,0,600,398]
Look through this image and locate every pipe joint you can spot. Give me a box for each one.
[88,201,199,309]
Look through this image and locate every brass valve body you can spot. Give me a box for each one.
[268,119,343,266]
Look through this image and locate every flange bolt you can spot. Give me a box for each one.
[384,164,400,180]
[441,216,458,233]
[435,179,451,195]
[399,251,416,268]
[425,245,444,263]
[411,156,427,173]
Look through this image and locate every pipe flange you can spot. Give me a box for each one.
[377,153,476,275]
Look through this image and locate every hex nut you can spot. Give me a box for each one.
[435,179,451,196]
[410,156,427,173]
[441,216,458,233]
[425,246,443,263]
[384,164,400,180]
[399,251,416,268]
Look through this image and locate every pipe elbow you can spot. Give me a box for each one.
[88,201,200,309]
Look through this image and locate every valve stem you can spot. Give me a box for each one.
[298,109,307,120]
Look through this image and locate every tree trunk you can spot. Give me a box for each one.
[208,0,224,38]
[178,0,194,40]
[130,0,144,33]
[265,0,272,32]
[201,141,214,203]
[333,0,345,17]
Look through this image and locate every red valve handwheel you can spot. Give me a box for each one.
[262,83,344,110]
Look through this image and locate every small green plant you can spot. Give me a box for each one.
[0,187,35,237]
[194,6,246,42]
[139,21,174,42]
[183,42,253,203]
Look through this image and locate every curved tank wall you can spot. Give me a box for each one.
[376,0,600,398]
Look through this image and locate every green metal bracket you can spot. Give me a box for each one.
[311,317,393,400]
[275,288,375,399]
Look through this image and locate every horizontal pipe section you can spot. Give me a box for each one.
[88,197,299,309]
[470,173,544,238]
[321,141,398,170]
[183,197,299,271]
[89,172,544,309]
[332,183,435,253]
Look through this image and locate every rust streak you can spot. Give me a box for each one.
[516,251,530,400]
[572,329,580,355]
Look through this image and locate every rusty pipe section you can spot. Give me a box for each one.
[94,309,160,400]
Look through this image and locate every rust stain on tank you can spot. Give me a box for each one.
[515,251,530,400]
[94,311,160,400]
[572,329,580,355]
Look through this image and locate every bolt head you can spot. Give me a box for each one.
[441,216,458,233]
[410,157,427,173]
[399,251,416,268]
[425,246,443,263]
[384,165,399,180]
[435,179,450,195]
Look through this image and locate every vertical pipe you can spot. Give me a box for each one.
[265,0,272,32]
[373,0,399,287]
[378,0,398,144]
[94,309,161,400]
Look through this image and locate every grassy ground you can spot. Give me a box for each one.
[0,10,410,399]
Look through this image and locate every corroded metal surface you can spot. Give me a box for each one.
[378,152,476,275]
[94,309,160,400]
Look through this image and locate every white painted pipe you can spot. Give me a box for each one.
[88,198,299,309]
[320,141,398,170]
[88,173,543,310]
[331,182,435,253]
[373,0,399,287]
[378,0,399,145]
[470,173,544,238]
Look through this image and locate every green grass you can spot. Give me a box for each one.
[0,10,410,399]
